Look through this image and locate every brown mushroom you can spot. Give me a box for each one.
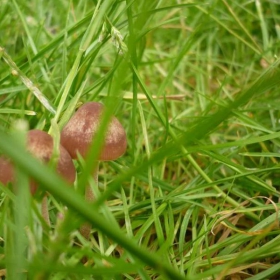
[61,102,127,161]
[0,130,76,225]
[27,129,76,185]
[60,102,127,239]
[0,130,76,188]
[26,129,76,225]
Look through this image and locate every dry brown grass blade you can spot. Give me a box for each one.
[211,196,279,236]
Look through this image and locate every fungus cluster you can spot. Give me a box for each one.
[0,102,127,238]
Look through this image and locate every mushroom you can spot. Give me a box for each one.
[26,129,76,224]
[60,102,127,162]
[0,130,76,225]
[26,129,76,185]
[60,102,127,239]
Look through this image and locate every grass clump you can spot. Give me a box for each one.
[1,0,280,279]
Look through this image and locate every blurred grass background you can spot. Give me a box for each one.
[1,0,280,279]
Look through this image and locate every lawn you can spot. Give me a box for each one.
[1,0,280,279]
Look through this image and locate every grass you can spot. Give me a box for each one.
[1,0,280,279]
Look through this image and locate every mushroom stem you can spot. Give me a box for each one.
[41,195,50,226]
[79,162,99,240]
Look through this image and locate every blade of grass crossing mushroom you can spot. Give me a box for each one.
[0,131,185,280]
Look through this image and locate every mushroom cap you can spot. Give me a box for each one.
[27,130,76,185]
[0,156,14,185]
[60,102,127,161]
